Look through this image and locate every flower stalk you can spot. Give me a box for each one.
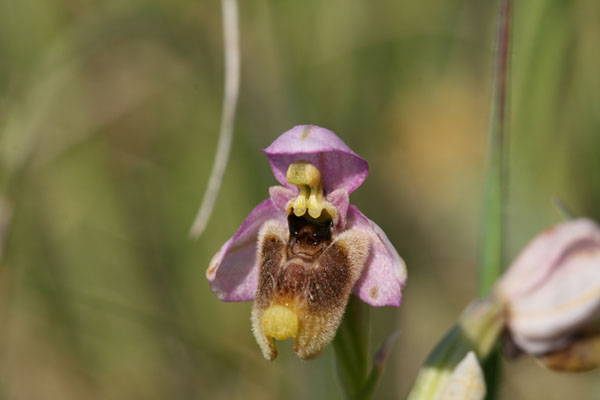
[334,296,399,400]
[479,0,511,297]
[478,0,511,397]
[333,296,370,399]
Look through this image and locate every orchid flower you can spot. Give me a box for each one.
[206,125,407,360]
[495,218,600,370]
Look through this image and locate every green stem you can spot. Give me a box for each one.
[359,331,399,399]
[479,0,511,297]
[333,295,370,400]
[478,1,511,399]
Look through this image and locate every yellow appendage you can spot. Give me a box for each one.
[286,161,336,220]
[262,305,299,341]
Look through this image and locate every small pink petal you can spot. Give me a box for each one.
[268,186,296,213]
[326,189,349,230]
[346,206,407,306]
[263,125,369,195]
[207,199,286,301]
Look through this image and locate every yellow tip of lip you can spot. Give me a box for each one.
[262,305,299,341]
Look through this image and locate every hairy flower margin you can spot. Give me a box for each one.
[206,125,407,360]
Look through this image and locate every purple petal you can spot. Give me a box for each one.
[263,125,369,194]
[346,206,407,306]
[206,199,286,301]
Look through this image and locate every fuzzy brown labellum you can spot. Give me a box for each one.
[251,215,370,360]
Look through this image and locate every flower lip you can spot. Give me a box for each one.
[263,125,369,195]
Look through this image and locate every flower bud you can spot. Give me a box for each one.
[407,300,502,400]
[438,352,486,400]
[495,218,600,369]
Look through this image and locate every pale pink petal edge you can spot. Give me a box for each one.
[207,199,285,302]
[497,218,600,300]
[347,206,407,307]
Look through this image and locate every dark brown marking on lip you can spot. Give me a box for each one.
[287,214,332,258]
[307,241,350,311]
[256,234,286,309]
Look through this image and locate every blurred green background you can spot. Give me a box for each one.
[0,0,599,398]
